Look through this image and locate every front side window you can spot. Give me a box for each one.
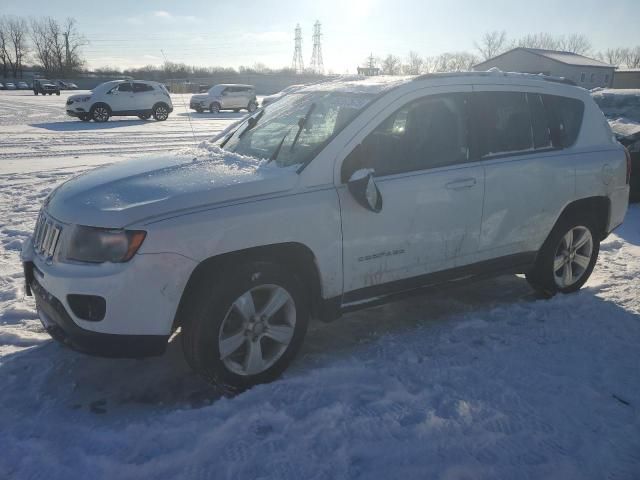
[223,91,374,168]
[348,94,469,178]
[472,92,533,157]
[111,82,132,93]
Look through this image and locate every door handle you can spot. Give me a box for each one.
[445,178,477,190]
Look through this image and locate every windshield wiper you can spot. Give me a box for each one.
[239,109,265,138]
[289,103,316,152]
[268,131,290,164]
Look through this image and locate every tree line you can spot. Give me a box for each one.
[0,15,85,78]
[372,31,640,75]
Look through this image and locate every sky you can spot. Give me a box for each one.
[1,0,639,73]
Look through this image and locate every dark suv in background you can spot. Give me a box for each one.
[33,78,61,96]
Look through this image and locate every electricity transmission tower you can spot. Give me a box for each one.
[291,24,304,74]
[310,20,324,74]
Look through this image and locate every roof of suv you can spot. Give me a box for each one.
[298,70,579,96]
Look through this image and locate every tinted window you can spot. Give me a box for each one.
[472,92,533,157]
[117,83,132,92]
[353,93,469,177]
[542,95,584,148]
[133,82,154,93]
[528,93,552,149]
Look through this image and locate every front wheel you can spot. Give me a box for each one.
[79,113,91,122]
[152,104,169,121]
[526,215,600,297]
[56,91,60,96]
[33,90,38,96]
[181,261,309,391]
[247,101,258,113]
[91,104,110,122]
[209,102,220,114]
[138,113,151,120]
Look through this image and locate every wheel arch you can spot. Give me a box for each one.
[153,101,170,110]
[172,242,326,332]
[555,196,611,240]
[90,102,112,114]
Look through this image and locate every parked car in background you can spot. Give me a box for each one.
[33,79,60,95]
[0,83,4,90]
[190,84,258,113]
[592,89,640,200]
[261,84,305,107]
[5,82,16,90]
[66,79,173,122]
[17,81,30,89]
[22,73,629,390]
[55,80,78,90]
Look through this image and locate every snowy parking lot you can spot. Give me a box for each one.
[1,89,639,479]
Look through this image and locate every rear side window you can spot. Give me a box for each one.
[542,95,584,148]
[472,92,533,157]
[133,82,154,93]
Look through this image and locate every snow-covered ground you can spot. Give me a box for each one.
[1,90,639,479]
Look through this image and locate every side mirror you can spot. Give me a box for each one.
[348,169,383,213]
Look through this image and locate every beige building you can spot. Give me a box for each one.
[612,70,640,89]
[473,47,615,88]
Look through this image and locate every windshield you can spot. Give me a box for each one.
[222,91,374,168]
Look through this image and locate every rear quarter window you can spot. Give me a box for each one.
[542,95,584,148]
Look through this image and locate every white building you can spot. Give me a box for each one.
[473,48,615,88]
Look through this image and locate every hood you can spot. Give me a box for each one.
[191,94,211,101]
[68,93,90,102]
[46,145,299,228]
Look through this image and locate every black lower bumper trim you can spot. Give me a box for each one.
[31,276,168,358]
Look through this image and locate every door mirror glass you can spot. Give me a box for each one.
[348,169,383,213]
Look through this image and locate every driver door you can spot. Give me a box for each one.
[107,82,134,113]
[337,88,485,298]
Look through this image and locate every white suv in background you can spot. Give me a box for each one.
[190,84,258,113]
[66,80,173,122]
[22,73,630,390]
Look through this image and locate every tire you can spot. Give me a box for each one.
[195,108,203,113]
[181,260,309,391]
[233,109,240,113]
[152,104,169,121]
[56,91,60,96]
[33,90,38,96]
[90,104,111,123]
[247,101,257,113]
[526,213,600,297]
[138,113,151,120]
[79,114,91,122]
[209,102,220,114]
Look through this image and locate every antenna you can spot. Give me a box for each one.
[292,24,304,74]
[310,20,324,75]
[160,49,198,148]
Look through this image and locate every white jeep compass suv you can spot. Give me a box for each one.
[66,80,173,122]
[190,84,258,113]
[22,73,630,390]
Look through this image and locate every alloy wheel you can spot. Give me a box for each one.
[553,226,593,288]
[218,284,296,376]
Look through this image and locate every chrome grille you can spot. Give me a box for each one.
[33,212,62,259]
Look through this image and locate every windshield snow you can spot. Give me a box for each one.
[222,91,375,168]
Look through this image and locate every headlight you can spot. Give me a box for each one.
[63,226,146,263]
[79,96,91,102]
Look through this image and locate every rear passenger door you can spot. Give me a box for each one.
[471,87,582,260]
[132,82,155,111]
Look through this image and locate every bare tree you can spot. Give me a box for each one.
[557,34,592,55]
[433,52,478,72]
[402,51,423,75]
[517,32,560,50]
[599,48,629,67]
[475,30,509,61]
[0,17,28,78]
[381,54,401,75]
[29,16,85,75]
[625,47,640,68]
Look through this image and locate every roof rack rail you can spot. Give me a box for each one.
[413,70,577,86]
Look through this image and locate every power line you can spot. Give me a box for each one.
[310,20,324,75]
[291,24,304,74]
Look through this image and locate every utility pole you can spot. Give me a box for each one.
[310,20,324,75]
[291,24,304,74]
[63,32,70,76]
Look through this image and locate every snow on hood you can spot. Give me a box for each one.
[46,145,298,228]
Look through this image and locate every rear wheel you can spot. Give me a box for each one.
[247,100,258,113]
[91,104,110,122]
[152,104,169,121]
[526,215,600,297]
[209,102,220,114]
[181,261,309,390]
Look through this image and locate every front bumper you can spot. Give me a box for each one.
[28,268,168,358]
